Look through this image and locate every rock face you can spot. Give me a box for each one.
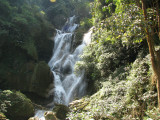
[0,90,34,120]
[0,35,54,99]
[2,61,53,98]
[53,104,70,120]
[30,61,53,97]
[44,111,57,120]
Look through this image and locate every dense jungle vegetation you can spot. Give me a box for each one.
[0,0,160,120]
[70,0,160,119]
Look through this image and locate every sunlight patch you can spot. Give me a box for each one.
[50,0,56,2]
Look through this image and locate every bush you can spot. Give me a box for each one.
[68,54,157,119]
[0,112,7,120]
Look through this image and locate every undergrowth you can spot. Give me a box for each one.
[68,54,157,120]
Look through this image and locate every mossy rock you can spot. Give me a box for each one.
[30,61,53,97]
[3,61,53,98]
[53,104,70,120]
[44,111,57,120]
[5,61,35,91]
[0,42,36,90]
[0,90,34,120]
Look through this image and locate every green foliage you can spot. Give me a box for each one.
[122,55,156,119]
[69,54,156,119]
[91,0,116,23]
[75,33,141,94]
[73,18,93,49]
[0,0,54,93]
[0,0,53,58]
[75,0,148,96]
[145,107,160,120]
[45,0,71,28]
[0,0,12,18]
[93,4,144,45]
[0,90,11,113]
[0,112,7,120]
[0,2,56,114]
[42,0,92,28]
[72,0,159,119]
[80,18,93,30]
[22,39,38,60]
[72,0,91,19]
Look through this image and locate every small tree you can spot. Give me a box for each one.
[141,0,160,108]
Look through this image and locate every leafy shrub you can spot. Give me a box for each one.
[145,107,160,120]
[0,112,7,120]
[70,0,158,119]
[69,54,156,119]
[0,90,11,113]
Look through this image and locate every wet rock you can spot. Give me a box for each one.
[44,111,57,120]
[53,104,70,120]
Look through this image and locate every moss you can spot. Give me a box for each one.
[22,39,38,60]
[31,61,53,97]
[0,90,34,120]
[0,60,53,98]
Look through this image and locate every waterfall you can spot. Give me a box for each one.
[48,15,90,105]
[35,16,92,119]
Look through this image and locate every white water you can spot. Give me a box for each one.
[35,16,92,119]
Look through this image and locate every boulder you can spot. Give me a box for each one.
[44,111,57,120]
[53,104,70,120]
[0,90,34,120]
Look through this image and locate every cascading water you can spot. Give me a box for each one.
[48,15,89,105]
[35,16,92,119]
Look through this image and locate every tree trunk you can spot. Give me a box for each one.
[141,0,160,108]
[155,0,160,109]
[156,0,160,37]
[156,72,160,108]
